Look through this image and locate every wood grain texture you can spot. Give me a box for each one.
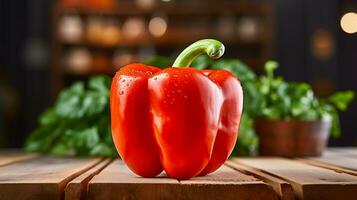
[88,160,180,200]
[234,158,357,200]
[323,154,357,170]
[226,160,294,200]
[1,149,356,199]
[179,165,278,200]
[88,160,278,200]
[0,156,101,200]
[299,148,357,176]
[65,159,112,200]
[0,150,39,167]
[299,158,357,176]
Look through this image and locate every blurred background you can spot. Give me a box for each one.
[0,0,356,149]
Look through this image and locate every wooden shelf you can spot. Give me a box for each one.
[58,1,270,16]
[52,0,274,97]
[61,37,264,49]
[60,25,265,48]
[63,69,115,76]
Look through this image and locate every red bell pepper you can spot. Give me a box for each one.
[110,39,243,179]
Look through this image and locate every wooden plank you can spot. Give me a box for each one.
[65,159,112,200]
[233,158,357,200]
[0,156,101,200]
[226,160,294,200]
[88,160,180,200]
[0,150,39,167]
[300,148,357,176]
[327,147,357,158]
[179,165,278,200]
[299,158,357,176]
[89,160,278,200]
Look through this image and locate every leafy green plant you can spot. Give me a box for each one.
[231,113,258,156]
[24,76,116,156]
[252,61,355,137]
[144,56,173,69]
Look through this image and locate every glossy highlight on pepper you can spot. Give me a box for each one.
[110,39,243,179]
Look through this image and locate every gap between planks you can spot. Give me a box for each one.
[225,159,295,200]
[0,150,39,167]
[233,157,357,200]
[0,156,103,200]
[2,149,356,200]
[87,159,279,200]
[297,150,357,176]
[298,158,357,176]
[65,158,113,200]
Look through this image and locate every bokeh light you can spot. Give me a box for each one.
[340,12,357,34]
[122,18,146,39]
[149,17,167,37]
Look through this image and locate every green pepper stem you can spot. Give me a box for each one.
[172,39,225,68]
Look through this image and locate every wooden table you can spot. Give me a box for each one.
[0,148,356,200]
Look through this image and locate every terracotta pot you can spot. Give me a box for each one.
[254,119,331,157]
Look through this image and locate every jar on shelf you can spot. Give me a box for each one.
[65,48,92,74]
[59,15,83,43]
